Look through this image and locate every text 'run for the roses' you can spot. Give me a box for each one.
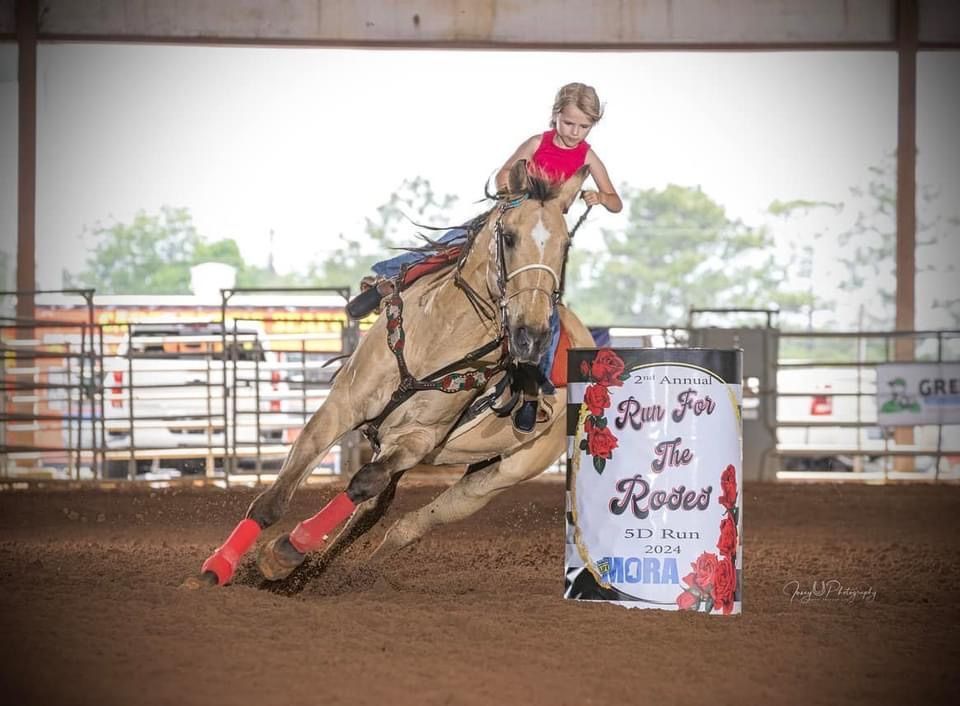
[613,388,717,473]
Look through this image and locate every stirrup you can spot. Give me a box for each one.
[512,398,538,434]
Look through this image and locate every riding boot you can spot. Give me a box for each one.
[347,278,394,319]
[510,363,541,433]
[513,395,538,434]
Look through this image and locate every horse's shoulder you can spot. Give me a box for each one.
[558,305,593,346]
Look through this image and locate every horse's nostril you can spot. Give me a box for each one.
[511,325,550,360]
[530,328,549,347]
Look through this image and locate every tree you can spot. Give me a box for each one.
[66,207,204,294]
[64,206,285,295]
[192,237,307,289]
[566,184,796,326]
[308,176,460,291]
[762,154,959,335]
[766,198,844,331]
[832,155,959,329]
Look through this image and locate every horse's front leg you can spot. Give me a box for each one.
[185,353,393,588]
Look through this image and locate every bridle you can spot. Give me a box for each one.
[461,193,574,336]
[492,195,559,336]
[492,194,592,324]
[361,190,589,449]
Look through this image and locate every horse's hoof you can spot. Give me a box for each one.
[257,535,306,581]
[179,571,218,590]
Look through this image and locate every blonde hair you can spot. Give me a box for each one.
[549,82,604,127]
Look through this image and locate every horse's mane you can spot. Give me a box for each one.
[522,167,564,203]
[388,171,568,322]
[401,171,564,259]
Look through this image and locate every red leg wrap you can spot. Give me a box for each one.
[201,518,262,585]
[289,492,357,553]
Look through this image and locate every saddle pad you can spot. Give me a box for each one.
[549,319,572,389]
[400,246,463,288]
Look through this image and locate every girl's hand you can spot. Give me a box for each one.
[581,190,604,208]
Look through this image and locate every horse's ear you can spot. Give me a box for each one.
[558,165,590,215]
[508,159,530,195]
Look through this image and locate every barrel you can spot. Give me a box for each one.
[564,347,743,614]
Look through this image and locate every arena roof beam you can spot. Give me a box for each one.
[0,0,954,48]
[0,0,957,48]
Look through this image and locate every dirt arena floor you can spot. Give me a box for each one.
[0,476,958,706]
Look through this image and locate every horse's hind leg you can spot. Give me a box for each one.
[257,470,404,581]
[370,459,502,558]
[321,470,404,565]
[372,419,565,561]
[256,431,437,582]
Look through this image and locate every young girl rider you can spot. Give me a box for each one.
[357,82,621,288]
[351,82,622,431]
[495,81,621,213]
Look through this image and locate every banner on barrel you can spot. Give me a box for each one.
[564,348,743,614]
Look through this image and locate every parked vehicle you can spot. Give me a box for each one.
[280,350,344,388]
[102,322,297,477]
[776,364,959,474]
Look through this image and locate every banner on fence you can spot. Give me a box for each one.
[876,363,960,426]
[565,348,743,614]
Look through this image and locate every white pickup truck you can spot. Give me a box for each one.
[777,364,960,474]
[103,322,296,477]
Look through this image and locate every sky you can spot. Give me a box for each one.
[0,44,958,327]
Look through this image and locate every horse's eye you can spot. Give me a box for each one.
[502,231,517,248]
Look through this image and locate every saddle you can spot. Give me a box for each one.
[347,246,464,320]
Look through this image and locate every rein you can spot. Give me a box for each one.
[362,190,589,447]
[362,195,528,444]
[554,201,592,303]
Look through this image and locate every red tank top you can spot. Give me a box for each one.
[530,129,590,182]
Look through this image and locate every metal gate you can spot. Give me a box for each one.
[1,287,363,485]
[606,312,960,482]
[1,289,105,482]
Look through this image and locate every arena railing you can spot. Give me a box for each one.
[0,287,358,487]
[1,288,106,484]
[773,328,960,482]
[590,322,960,483]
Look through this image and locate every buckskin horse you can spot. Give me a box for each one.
[190,161,596,587]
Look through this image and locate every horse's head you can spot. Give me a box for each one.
[485,160,587,365]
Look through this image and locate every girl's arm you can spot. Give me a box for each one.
[495,135,540,192]
[583,150,623,213]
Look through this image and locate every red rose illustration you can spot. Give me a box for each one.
[583,416,594,435]
[676,590,698,611]
[583,383,611,416]
[590,349,626,387]
[717,515,738,558]
[692,552,719,590]
[719,464,738,509]
[586,425,618,459]
[712,556,736,614]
